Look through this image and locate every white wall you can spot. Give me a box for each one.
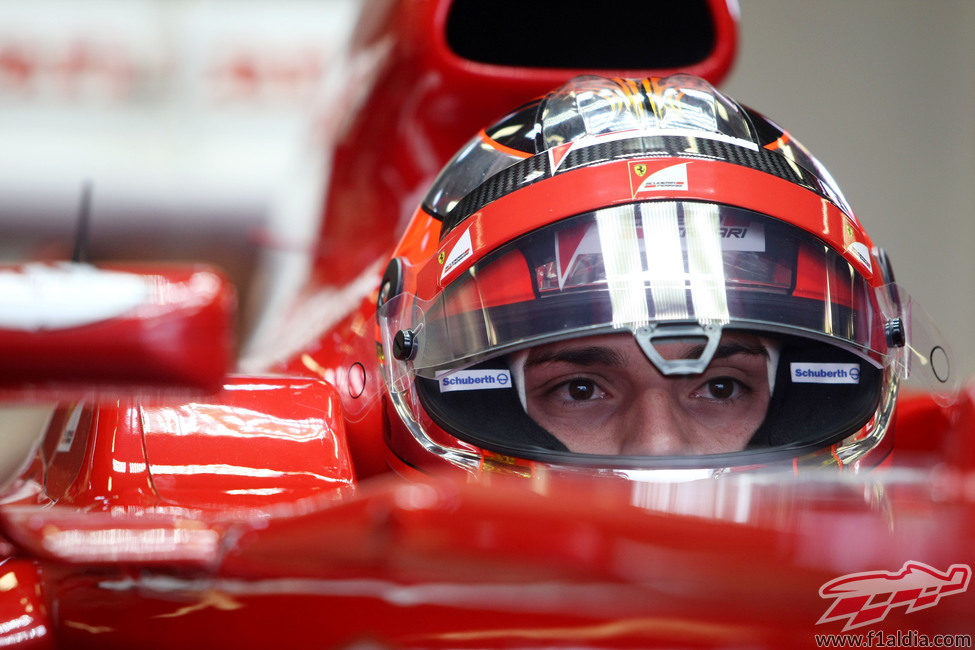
[0,0,360,338]
[724,0,975,381]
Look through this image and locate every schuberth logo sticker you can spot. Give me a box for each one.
[437,369,512,393]
[629,161,688,196]
[817,561,971,631]
[790,362,860,384]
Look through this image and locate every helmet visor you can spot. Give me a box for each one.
[389,201,887,381]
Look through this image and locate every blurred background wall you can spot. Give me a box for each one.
[0,0,971,380]
[724,0,975,380]
[0,0,360,343]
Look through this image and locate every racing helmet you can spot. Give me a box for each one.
[377,74,953,475]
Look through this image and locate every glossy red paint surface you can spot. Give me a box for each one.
[141,377,354,509]
[4,376,351,515]
[6,429,975,648]
[0,263,235,396]
[0,560,52,648]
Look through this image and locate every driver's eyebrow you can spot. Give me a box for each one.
[687,341,769,361]
[525,345,625,368]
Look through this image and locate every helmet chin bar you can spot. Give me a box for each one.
[633,322,723,376]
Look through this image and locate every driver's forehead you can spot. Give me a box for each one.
[525,331,769,367]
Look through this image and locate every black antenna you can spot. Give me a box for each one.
[72,180,93,263]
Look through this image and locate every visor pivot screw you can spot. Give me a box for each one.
[393,329,418,361]
[885,318,906,348]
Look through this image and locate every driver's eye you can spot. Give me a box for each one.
[567,379,597,401]
[706,378,736,400]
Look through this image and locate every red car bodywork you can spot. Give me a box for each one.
[1,1,973,647]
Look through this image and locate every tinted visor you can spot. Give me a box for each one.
[400,201,886,379]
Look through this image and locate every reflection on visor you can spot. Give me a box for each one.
[396,202,885,378]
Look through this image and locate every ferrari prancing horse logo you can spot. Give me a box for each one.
[628,160,689,196]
